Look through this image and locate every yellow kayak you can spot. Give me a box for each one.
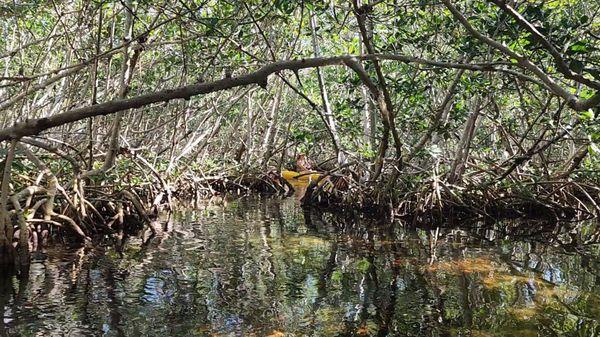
[281,170,322,183]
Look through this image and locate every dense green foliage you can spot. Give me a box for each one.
[0,1,598,183]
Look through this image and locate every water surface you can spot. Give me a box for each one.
[1,197,598,336]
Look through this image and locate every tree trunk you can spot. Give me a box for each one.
[83,0,135,178]
[243,91,256,169]
[352,1,403,181]
[447,98,483,184]
[310,12,343,165]
[88,1,103,171]
[261,82,284,169]
[358,0,376,153]
[0,140,17,266]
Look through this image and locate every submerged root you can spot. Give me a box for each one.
[0,238,16,266]
[0,177,174,267]
[1,160,596,267]
[300,176,599,222]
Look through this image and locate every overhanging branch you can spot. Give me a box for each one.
[489,0,600,91]
[441,0,600,112]
[0,53,596,142]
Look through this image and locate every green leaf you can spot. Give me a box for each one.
[588,143,599,155]
[579,109,595,122]
[331,270,342,283]
[356,259,370,273]
[568,41,590,54]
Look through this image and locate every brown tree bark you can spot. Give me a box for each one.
[0,140,17,266]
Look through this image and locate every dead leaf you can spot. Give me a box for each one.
[267,330,285,337]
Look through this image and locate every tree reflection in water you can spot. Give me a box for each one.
[0,197,598,336]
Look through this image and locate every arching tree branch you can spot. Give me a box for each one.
[0,54,595,142]
[442,0,600,112]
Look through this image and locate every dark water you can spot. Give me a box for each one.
[1,196,599,336]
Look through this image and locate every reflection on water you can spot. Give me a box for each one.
[1,197,599,336]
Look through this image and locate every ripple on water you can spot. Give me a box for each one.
[1,197,598,336]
